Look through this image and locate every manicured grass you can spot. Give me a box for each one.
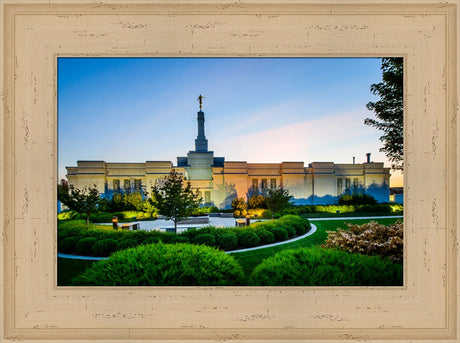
[57,258,97,286]
[230,217,401,276]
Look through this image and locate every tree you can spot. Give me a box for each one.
[150,170,202,234]
[57,179,101,226]
[365,57,404,170]
[265,187,293,218]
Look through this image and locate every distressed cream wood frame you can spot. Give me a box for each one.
[0,0,458,342]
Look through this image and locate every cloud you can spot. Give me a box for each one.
[211,110,383,163]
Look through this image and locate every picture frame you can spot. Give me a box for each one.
[1,0,458,341]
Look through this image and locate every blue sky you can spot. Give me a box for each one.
[58,57,402,186]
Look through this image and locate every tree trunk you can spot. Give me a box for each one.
[174,219,178,235]
[86,214,90,227]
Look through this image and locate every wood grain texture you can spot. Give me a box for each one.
[0,0,458,342]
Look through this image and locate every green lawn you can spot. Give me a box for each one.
[230,217,401,276]
[58,217,402,286]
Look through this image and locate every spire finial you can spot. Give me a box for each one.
[197,94,205,110]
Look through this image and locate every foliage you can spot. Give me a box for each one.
[151,170,202,234]
[193,206,220,215]
[321,220,403,263]
[71,243,245,286]
[338,193,377,205]
[75,237,98,256]
[249,247,403,286]
[264,187,293,217]
[93,238,118,257]
[193,234,217,247]
[365,57,404,170]
[58,180,101,226]
[248,195,267,209]
[236,230,260,248]
[58,216,311,256]
[57,210,79,220]
[216,233,238,251]
[255,229,275,245]
[231,198,247,216]
[268,226,288,242]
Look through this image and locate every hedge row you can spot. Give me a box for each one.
[70,244,402,286]
[276,203,403,217]
[58,216,312,257]
[58,210,154,222]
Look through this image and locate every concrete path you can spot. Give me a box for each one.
[58,253,108,261]
[225,223,317,254]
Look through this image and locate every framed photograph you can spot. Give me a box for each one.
[1,0,458,341]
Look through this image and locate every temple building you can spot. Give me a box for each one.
[66,100,391,208]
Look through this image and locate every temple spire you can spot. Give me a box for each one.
[195,95,208,152]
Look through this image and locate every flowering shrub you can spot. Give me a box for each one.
[321,220,403,263]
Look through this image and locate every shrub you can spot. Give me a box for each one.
[57,210,79,220]
[193,234,217,247]
[93,238,118,256]
[338,193,377,205]
[321,220,403,263]
[236,230,260,248]
[58,236,80,254]
[71,243,245,286]
[116,239,138,251]
[279,215,311,235]
[249,247,402,286]
[216,233,238,251]
[261,210,272,219]
[173,236,190,244]
[75,237,98,256]
[231,198,247,214]
[256,229,275,245]
[279,223,295,238]
[268,226,288,242]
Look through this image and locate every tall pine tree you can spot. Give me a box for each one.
[365,57,404,170]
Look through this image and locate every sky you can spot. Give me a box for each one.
[57,57,403,187]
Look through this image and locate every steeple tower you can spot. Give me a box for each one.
[195,94,208,152]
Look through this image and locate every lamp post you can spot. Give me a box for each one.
[112,216,118,230]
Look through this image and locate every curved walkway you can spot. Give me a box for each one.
[225,224,317,254]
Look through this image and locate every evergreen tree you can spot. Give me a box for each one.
[151,170,202,234]
[365,57,404,170]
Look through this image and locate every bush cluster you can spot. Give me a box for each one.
[58,210,154,223]
[278,203,401,216]
[72,243,245,286]
[249,247,403,286]
[338,193,377,205]
[58,220,177,257]
[58,215,312,257]
[321,220,403,263]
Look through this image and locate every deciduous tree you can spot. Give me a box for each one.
[151,170,202,234]
[57,179,101,226]
[365,57,404,170]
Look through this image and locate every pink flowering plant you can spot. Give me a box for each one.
[321,220,403,263]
